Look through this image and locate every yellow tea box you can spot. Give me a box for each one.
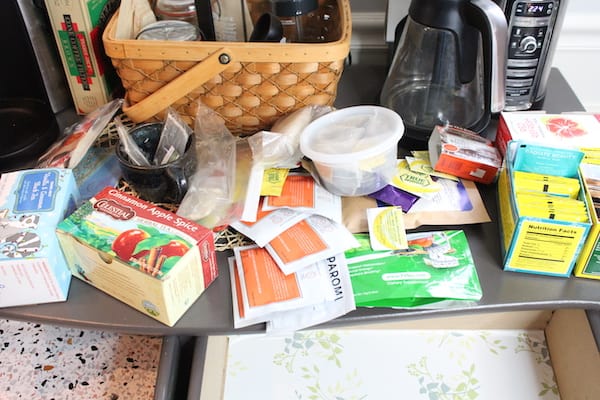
[56,187,218,326]
[498,142,591,277]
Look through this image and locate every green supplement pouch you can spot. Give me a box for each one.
[345,230,482,308]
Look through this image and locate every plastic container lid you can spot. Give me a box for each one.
[300,106,404,165]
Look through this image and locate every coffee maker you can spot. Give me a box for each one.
[493,0,568,111]
[380,0,508,149]
[0,0,72,171]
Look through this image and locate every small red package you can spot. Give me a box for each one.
[428,125,502,184]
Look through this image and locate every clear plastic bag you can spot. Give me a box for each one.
[37,99,123,168]
[264,104,334,168]
[177,105,251,230]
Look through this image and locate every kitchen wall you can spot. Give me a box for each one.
[349,0,600,112]
[551,1,600,112]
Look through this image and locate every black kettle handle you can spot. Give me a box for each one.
[386,16,408,74]
[392,16,408,57]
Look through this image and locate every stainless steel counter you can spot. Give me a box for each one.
[0,65,597,337]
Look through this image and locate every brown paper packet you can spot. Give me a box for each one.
[342,179,491,233]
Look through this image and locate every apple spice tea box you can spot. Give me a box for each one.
[56,187,218,326]
[0,168,79,308]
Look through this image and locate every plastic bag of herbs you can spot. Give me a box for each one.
[345,230,482,308]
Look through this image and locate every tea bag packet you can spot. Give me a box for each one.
[368,185,420,212]
[240,163,265,223]
[391,159,443,200]
[513,170,581,198]
[515,192,588,222]
[241,116,332,222]
[153,107,192,165]
[342,178,490,233]
[515,191,587,209]
[582,148,600,165]
[231,246,335,326]
[264,214,360,275]
[230,201,308,247]
[511,169,587,221]
[262,173,343,223]
[229,253,355,332]
[114,115,151,166]
[366,206,408,251]
[260,168,289,196]
[511,142,584,177]
[407,177,475,214]
[266,254,356,334]
[407,153,458,181]
[242,130,294,222]
[228,257,269,329]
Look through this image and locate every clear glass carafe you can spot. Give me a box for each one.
[380,17,485,140]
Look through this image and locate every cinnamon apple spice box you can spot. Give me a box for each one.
[56,187,218,326]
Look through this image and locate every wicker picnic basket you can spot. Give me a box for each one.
[102,0,352,136]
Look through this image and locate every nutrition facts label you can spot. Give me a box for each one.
[510,221,588,274]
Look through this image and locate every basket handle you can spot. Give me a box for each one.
[122,48,234,123]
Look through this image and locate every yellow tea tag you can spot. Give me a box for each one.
[410,150,430,160]
[405,156,434,175]
[391,159,442,197]
[367,206,408,251]
[406,155,458,181]
[260,168,289,196]
[581,148,600,162]
[513,171,580,198]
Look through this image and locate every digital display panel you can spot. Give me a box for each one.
[527,4,545,13]
[517,2,553,17]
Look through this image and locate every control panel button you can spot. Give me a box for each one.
[507,78,534,88]
[507,58,539,68]
[507,68,537,78]
[507,87,531,96]
[519,36,538,53]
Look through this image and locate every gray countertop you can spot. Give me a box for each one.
[0,65,597,336]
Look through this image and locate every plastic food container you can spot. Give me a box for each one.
[300,105,404,196]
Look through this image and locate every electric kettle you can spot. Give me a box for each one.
[380,0,508,149]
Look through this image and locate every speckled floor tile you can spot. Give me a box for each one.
[0,319,162,400]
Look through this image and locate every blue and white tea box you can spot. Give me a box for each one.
[0,168,79,307]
